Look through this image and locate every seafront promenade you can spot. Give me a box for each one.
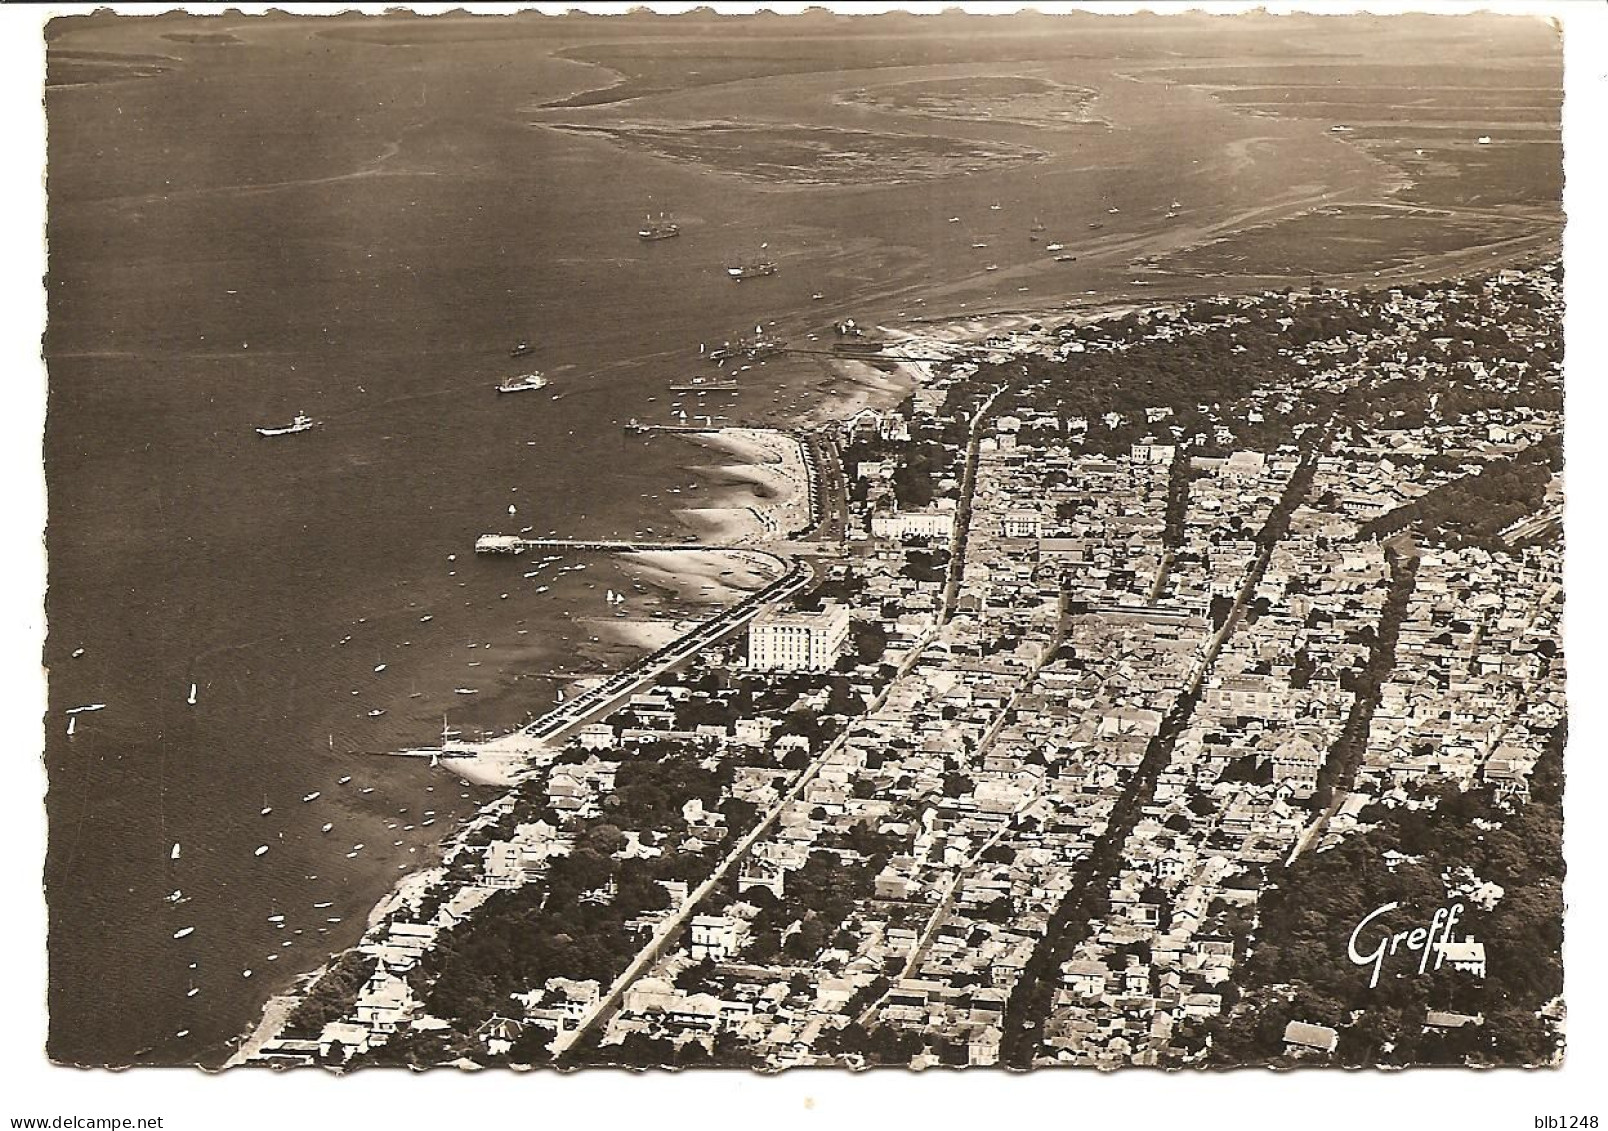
[447,424,835,784]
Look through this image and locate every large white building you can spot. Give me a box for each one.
[871,507,955,541]
[747,602,851,672]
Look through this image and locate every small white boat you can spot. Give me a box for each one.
[321,822,334,833]
[351,844,364,851]
[454,687,478,695]
[256,412,319,438]
[187,683,197,706]
[71,647,85,658]
[165,889,184,904]
[374,664,386,673]
[242,969,253,979]
[186,986,199,998]
[419,615,432,623]
[303,792,320,802]
[67,716,75,737]
[254,845,269,857]
[176,1029,190,1038]
[497,372,548,395]
[268,914,285,924]
[314,901,332,909]
[173,926,195,940]
[367,709,385,718]
[171,843,182,861]
[338,776,351,784]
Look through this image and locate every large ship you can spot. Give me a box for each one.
[669,375,739,393]
[726,245,777,281]
[704,327,785,363]
[497,372,548,394]
[726,260,777,281]
[638,212,681,241]
[255,412,318,438]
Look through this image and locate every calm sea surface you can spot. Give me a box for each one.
[44,16,1388,1066]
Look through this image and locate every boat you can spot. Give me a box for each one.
[171,843,181,861]
[497,372,548,394]
[1045,243,1064,253]
[255,412,318,438]
[268,914,285,924]
[1088,222,1105,230]
[638,211,681,240]
[367,709,386,718]
[727,261,777,281]
[187,683,197,706]
[67,703,105,715]
[321,822,334,833]
[454,687,479,695]
[726,247,777,281]
[165,889,185,904]
[315,901,333,909]
[66,716,75,737]
[1055,255,1076,263]
[303,791,320,803]
[255,845,269,856]
[510,339,534,358]
[186,985,200,999]
[374,664,386,673]
[338,776,351,785]
[173,926,195,940]
[990,201,1003,211]
[812,292,825,301]
[669,375,739,393]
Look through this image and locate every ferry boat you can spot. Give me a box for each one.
[510,339,534,358]
[256,412,318,438]
[638,212,681,240]
[669,375,739,393]
[497,372,548,394]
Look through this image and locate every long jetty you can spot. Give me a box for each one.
[476,535,740,554]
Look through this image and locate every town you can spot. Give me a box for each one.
[241,260,1564,1072]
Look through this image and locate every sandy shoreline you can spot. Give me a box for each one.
[225,298,1080,1060]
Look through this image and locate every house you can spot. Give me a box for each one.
[1434,937,1487,978]
[689,914,745,962]
[1283,1020,1338,1055]
[1271,736,1324,799]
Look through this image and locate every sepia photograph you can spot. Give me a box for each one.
[11,0,1605,1123]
